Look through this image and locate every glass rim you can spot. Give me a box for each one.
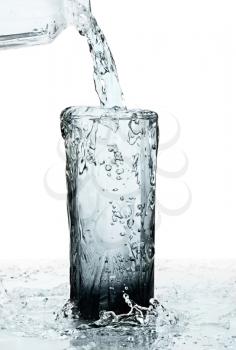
[60,106,158,122]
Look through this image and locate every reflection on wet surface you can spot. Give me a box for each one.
[0,260,235,349]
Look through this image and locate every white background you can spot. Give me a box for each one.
[0,0,235,260]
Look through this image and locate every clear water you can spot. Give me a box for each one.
[0,262,181,349]
[2,261,234,349]
[76,2,125,108]
[87,293,178,328]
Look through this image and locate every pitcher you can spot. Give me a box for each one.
[0,0,90,48]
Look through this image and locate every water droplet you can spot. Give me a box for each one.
[121,206,132,218]
[108,144,117,152]
[127,218,134,228]
[105,164,112,171]
[128,336,134,342]
[116,168,124,175]
[150,174,155,186]
[112,215,118,222]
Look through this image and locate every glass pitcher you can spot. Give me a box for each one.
[0,0,90,48]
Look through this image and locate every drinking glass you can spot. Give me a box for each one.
[61,106,159,320]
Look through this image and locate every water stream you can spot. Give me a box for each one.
[76,2,125,108]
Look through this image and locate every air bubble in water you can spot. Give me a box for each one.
[105,164,112,171]
[127,219,134,229]
[120,206,132,219]
[116,168,124,175]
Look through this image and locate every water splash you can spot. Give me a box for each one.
[87,293,178,328]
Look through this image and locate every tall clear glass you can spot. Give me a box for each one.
[61,106,159,320]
